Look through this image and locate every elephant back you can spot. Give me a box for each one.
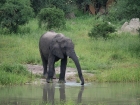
[39,31,57,57]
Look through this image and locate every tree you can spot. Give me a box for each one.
[51,0,76,14]
[106,0,140,21]
[31,0,76,16]
[76,0,108,14]
[30,0,50,15]
[0,0,34,33]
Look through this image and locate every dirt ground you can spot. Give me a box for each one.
[26,64,81,84]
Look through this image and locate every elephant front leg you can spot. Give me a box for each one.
[59,56,67,83]
[47,55,55,83]
[40,54,48,78]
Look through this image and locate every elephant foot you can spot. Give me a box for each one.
[58,80,66,83]
[53,73,57,79]
[43,73,48,79]
[81,82,84,85]
[47,78,53,83]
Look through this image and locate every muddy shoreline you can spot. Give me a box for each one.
[26,64,81,84]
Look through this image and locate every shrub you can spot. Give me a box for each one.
[37,7,66,30]
[88,21,116,39]
[0,0,34,33]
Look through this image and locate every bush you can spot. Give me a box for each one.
[37,7,66,30]
[0,0,34,33]
[38,8,66,29]
[88,21,116,39]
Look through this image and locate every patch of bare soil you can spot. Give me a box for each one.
[26,64,80,84]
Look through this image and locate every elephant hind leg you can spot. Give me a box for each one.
[40,53,48,77]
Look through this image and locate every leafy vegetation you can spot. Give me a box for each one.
[38,7,66,30]
[88,21,116,39]
[0,0,34,33]
[105,0,140,22]
[31,0,76,15]
[30,0,48,15]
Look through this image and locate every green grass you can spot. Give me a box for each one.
[0,16,140,85]
[0,63,33,85]
[97,67,140,82]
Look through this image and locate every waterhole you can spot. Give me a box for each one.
[0,82,140,105]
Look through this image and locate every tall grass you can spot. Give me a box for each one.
[0,63,33,85]
[0,16,140,84]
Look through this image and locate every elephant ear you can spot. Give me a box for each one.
[50,35,64,59]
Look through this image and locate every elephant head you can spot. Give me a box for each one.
[50,34,84,85]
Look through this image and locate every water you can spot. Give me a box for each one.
[0,82,140,105]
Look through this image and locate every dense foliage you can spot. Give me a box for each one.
[31,0,108,16]
[30,0,48,15]
[0,0,34,33]
[31,0,76,15]
[88,21,116,39]
[1,0,140,33]
[51,0,76,14]
[37,7,66,30]
[106,0,140,21]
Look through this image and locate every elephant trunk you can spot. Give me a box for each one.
[69,52,84,85]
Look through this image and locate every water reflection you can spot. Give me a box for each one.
[59,83,66,102]
[43,83,55,104]
[0,83,140,105]
[43,83,84,104]
[77,85,84,103]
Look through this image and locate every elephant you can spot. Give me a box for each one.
[39,31,84,85]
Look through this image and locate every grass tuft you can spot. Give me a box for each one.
[0,63,33,85]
